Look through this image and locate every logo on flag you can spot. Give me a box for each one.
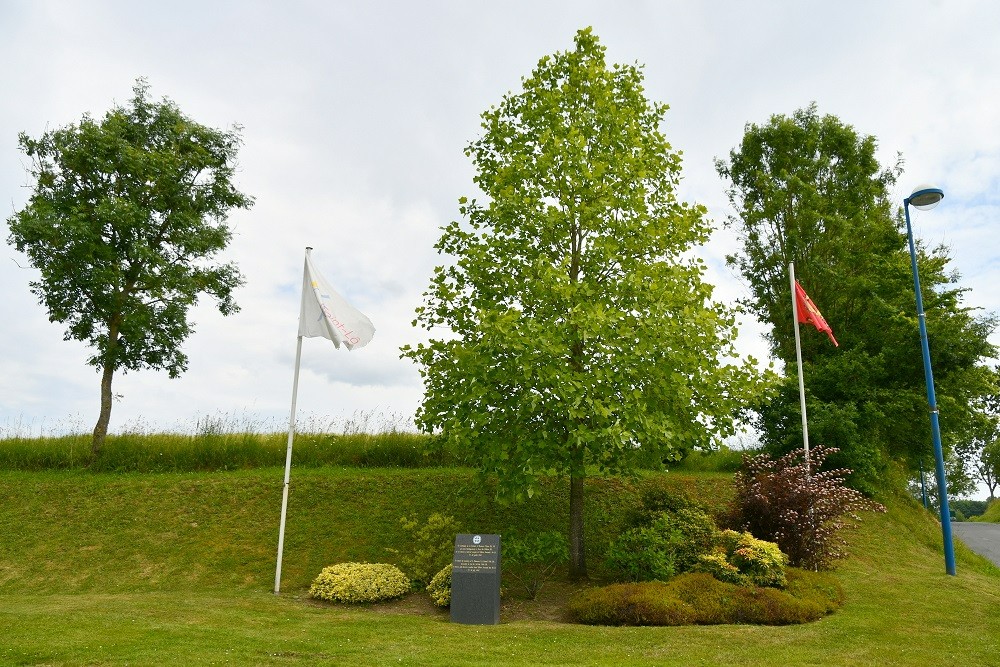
[794,281,838,347]
[299,253,375,350]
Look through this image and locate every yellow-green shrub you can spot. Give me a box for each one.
[309,562,410,603]
[695,529,787,588]
[427,564,452,608]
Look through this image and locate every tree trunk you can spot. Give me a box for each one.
[569,471,587,580]
[566,220,588,580]
[91,319,120,458]
[91,360,115,457]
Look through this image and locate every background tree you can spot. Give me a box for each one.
[909,452,978,510]
[954,375,1000,499]
[7,80,253,455]
[717,104,996,493]
[403,29,767,579]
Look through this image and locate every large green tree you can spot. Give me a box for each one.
[717,104,996,492]
[7,80,254,454]
[403,29,767,578]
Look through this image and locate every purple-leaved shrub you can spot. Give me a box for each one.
[733,445,885,570]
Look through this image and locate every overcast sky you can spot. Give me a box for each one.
[1,1,998,452]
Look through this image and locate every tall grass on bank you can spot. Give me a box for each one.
[0,411,472,472]
[667,446,748,473]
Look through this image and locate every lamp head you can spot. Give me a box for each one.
[909,185,944,211]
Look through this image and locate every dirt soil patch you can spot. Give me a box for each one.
[364,579,593,624]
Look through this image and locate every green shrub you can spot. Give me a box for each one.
[607,507,717,582]
[503,531,569,599]
[308,562,410,603]
[389,513,460,587]
[606,523,678,582]
[427,564,452,608]
[669,508,719,571]
[568,571,843,626]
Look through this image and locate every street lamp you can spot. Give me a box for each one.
[903,184,956,576]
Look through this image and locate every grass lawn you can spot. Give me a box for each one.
[1,468,999,666]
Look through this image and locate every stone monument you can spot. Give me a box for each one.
[450,533,501,625]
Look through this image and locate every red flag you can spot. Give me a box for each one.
[794,281,838,347]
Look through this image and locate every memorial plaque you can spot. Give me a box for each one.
[450,533,501,625]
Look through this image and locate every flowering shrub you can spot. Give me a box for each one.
[695,529,787,588]
[309,562,410,603]
[427,564,452,608]
[733,445,885,569]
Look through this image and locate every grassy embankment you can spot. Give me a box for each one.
[1,432,999,665]
[976,498,1000,522]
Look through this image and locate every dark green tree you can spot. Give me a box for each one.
[403,29,767,579]
[7,80,254,454]
[717,104,997,492]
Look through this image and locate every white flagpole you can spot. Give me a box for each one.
[789,262,811,471]
[274,248,311,595]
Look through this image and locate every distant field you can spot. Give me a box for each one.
[1,465,999,665]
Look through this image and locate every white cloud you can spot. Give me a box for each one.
[1,0,997,446]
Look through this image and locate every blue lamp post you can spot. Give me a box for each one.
[903,184,956,576]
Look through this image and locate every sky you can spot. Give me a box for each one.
[1,1,998,468]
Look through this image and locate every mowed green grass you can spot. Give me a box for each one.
[1,467,999,666]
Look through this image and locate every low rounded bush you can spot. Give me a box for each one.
[427,564,452,608]
[567,571,843,626]
[567,582,696,626]
[309,562,410,603]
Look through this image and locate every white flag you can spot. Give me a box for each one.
[298,252,375,350]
